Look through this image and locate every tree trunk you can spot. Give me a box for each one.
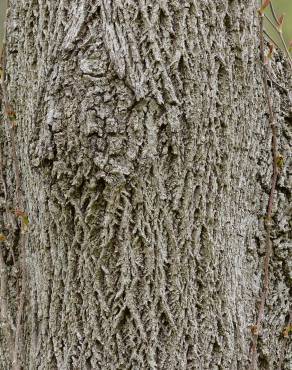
[0,1,291,369]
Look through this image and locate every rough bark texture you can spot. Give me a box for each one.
[0,1,291,369]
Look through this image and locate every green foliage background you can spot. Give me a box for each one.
[265,0,292,51]
[0,0,291,55]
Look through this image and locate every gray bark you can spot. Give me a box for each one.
[0,1,291,369]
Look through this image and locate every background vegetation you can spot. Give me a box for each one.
[265,0,292,51]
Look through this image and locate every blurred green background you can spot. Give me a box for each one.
[265,0,292,51]
[0,0,291,55]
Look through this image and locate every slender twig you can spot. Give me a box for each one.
[264,6,292,68]
[264,13,279,30]
[263,29,282,51]
[269,1,278,24]
[250,11,279,370]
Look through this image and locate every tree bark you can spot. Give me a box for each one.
[0,1,291,369]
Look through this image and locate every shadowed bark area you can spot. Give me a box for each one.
[0,1,291,369]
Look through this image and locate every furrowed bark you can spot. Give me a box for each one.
[0,1,291,369]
